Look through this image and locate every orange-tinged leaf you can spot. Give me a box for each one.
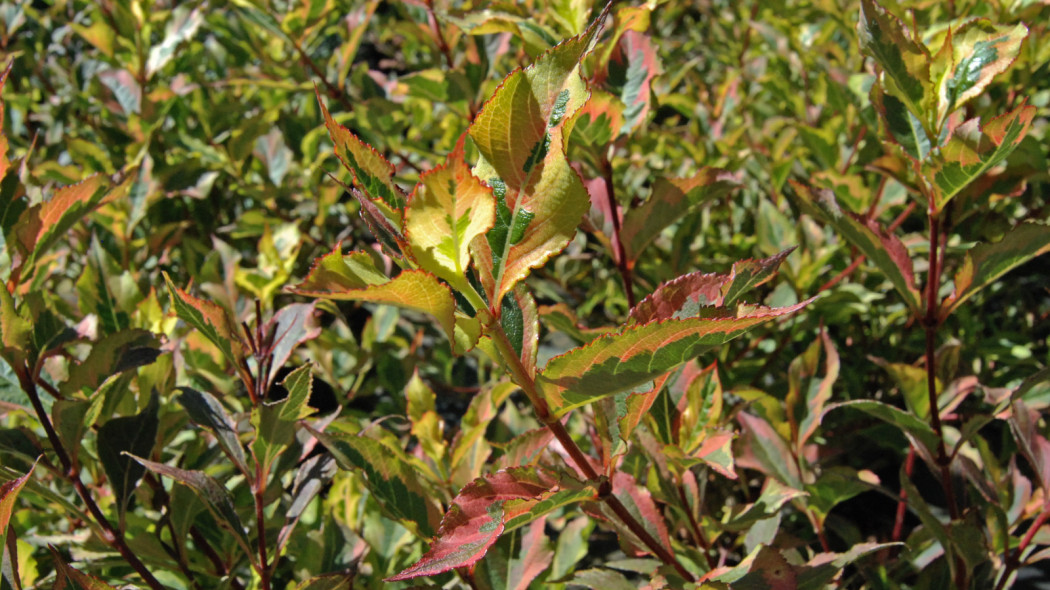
[294,245,388,291]
[933,20,1028,121]
[405,144,495,291]
[0,463,34,533]
[164,273,247,368]
[51,547,119,589]
[858,0,931,126]
[0,61,11,180]
[292,269,457,343]
[468,8,607,309]
[539,299,812,417]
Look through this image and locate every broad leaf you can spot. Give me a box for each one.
[943,222,1050,318]
[538,303,612,344]
[620,169,738,263]
[738,412,802,488]
[790,182,921,314]
[934,20,1028,121]
[585,471,671,559]
[823,400,939,455]
[307,426,441,536]
[857,0,931,127]
[97,392,158,522]
[405,143,495,292]
[468,10,606,309]
[266,303,321,387]
[291,268,457,343]
[388,467,593,581]
[129,455,255,561]
[164,273,246,368]
[539,300,810,417]
[60,329,160,396]
[317,89,405,209]
[251,367,314,478]
[0,463,34,533]
[294,246,387,291]
[923,103,1035,212]
[177,387,248,475]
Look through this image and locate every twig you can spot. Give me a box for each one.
[601,153,636,309]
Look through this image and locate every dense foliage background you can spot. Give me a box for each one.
[0,0,1048,588]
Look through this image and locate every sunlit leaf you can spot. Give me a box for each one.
[0,463,34,533]
[857,0,931,126]
[164,273,247,369]
[934,20,1028,120]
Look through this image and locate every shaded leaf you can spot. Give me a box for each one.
[266,303,321,386]
[873,85,931,161]
[923,103,1035,212]
[586,471,671,559]
[293,246,387,291]
[823,400,939,455]
[620,169,738,263]
[538,303,612,344]
[468,10,607,308]
[97,392,158,522]
[61,329,160,396]
[50,548,117,589]
[539,300,810,417]
[293,574,353,590]
[738,412,802,489]
[146,6,203,77]
[176,387,248,475]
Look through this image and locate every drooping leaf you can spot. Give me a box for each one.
[266,303,321,386]
[873,85,931,161]
[789,182,921,313]
[50,548,117,589]
[291,268,457,343]
[934,20,1028,120]
[293,574,353,590]
[857,0,931,126]
[823,400,939,455]
[129,454,255,561]
[0,463,34,533]
[943,222,1050,318]
[620,169,738,263]
[61,329,160,396]
[797,542,899,590]
[539,300,810,417]
[307,426,441,536]
[164,273,247,369]
[293,246,388,291]
[51,400,90,468]
[922,103,1035,212]
[389,468,592,581]
[785,329,839,454]
[609,30,660,133]
[405,143,495,292]
[468,9,607,309]
[317,89,405,209]
[176,387,248,475]
[97,392,158,522]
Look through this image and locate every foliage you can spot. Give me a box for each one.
[0,0,1048,588]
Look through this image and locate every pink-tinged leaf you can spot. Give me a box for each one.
[0,463,34,533]
[857,0,931,124]
[785,330,840,455]
[265,302,321,387]
[933,20,1028,121]
[943,222,1050,319]
[596,376,672,469]
[724,479,805,533]
[620,169,738,263]
[714,545,797,590]
[1009,401,1050,492]
[610,30,660,133]
[799,542,899,589]
[538,303,613,344]
[292,268,456,343]
[164,273,247,368]
[495,427,555,470]
[629,249,794,324]
[404,143,496,292]
[507,519,554,590]
[790,182,922,314]
[923,103,1035,212]
[388,467,593,581]
[694,430,737,480]
[501,284,539,378]
[468,8,607,309]
[539,299,811,417]
[50,547,118,589]
[678,365,727,450]
[738,412,802,488]
[585,471,671,558]
[572,89,625,153]
[317,89,405,209]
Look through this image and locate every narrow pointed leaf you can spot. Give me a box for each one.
[388,467,592,581]
[294,575,353,590]
[405,145,495,290]
[266,303,320,383]
[923,104,1035,212]
[0,286,30,366]
[468,10,606,308]
[294,246,388,291]
[317,90,405,209]
[291,269,456,342]
[789,182,921,313]
[944,222,1050,318]
[176,387,248,475]
[937,20,1028,119]
[797,542,899,590]
[611,30,660,133]
[50,548,118,589]
[0,463,34,533]
[620,169,738,263]
[307,426,441,536]
[823,400,939,455]
[585,471,671,558]
[128,454,255,561]
[785,330,839,453]
[12,175,112,275]
[97,392,158,520]
[164,273,246,367]
[873,85,931,161]
[539,299,810,417]
[857,0,931,122]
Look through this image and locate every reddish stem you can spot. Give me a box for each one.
[601,154,636,309]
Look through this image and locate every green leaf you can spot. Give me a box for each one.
[405,143,495,292]
[61,329,160,396]
[943,222,1050,318]
[824,400,939,455]
[871,357,937,420]
[51,400,90,469]
[50,547,118,589]
[857,0,931,126]
[276,364,314,421]
[128,454,255,563]
[145,5,203,77]
[0,286,29,367]
[468,11,606,308]
[176,387,248,475]
[539,299,810,417]
[785,330,839,453]
[317,90,404,209]
[0,463,34,533]
[97,391,158,522]
[789,182,921,314]
[724,478,805,532]
[873,85,931,161]
[620,169,738,263]
[291,268,457,343]
[923,103,1035,213]
[293,575,353,590]
[164,273,246,369]
[294,247,388,291]
[306,426,441,537]
[803,467,873,528]
[934,20,1028,121]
